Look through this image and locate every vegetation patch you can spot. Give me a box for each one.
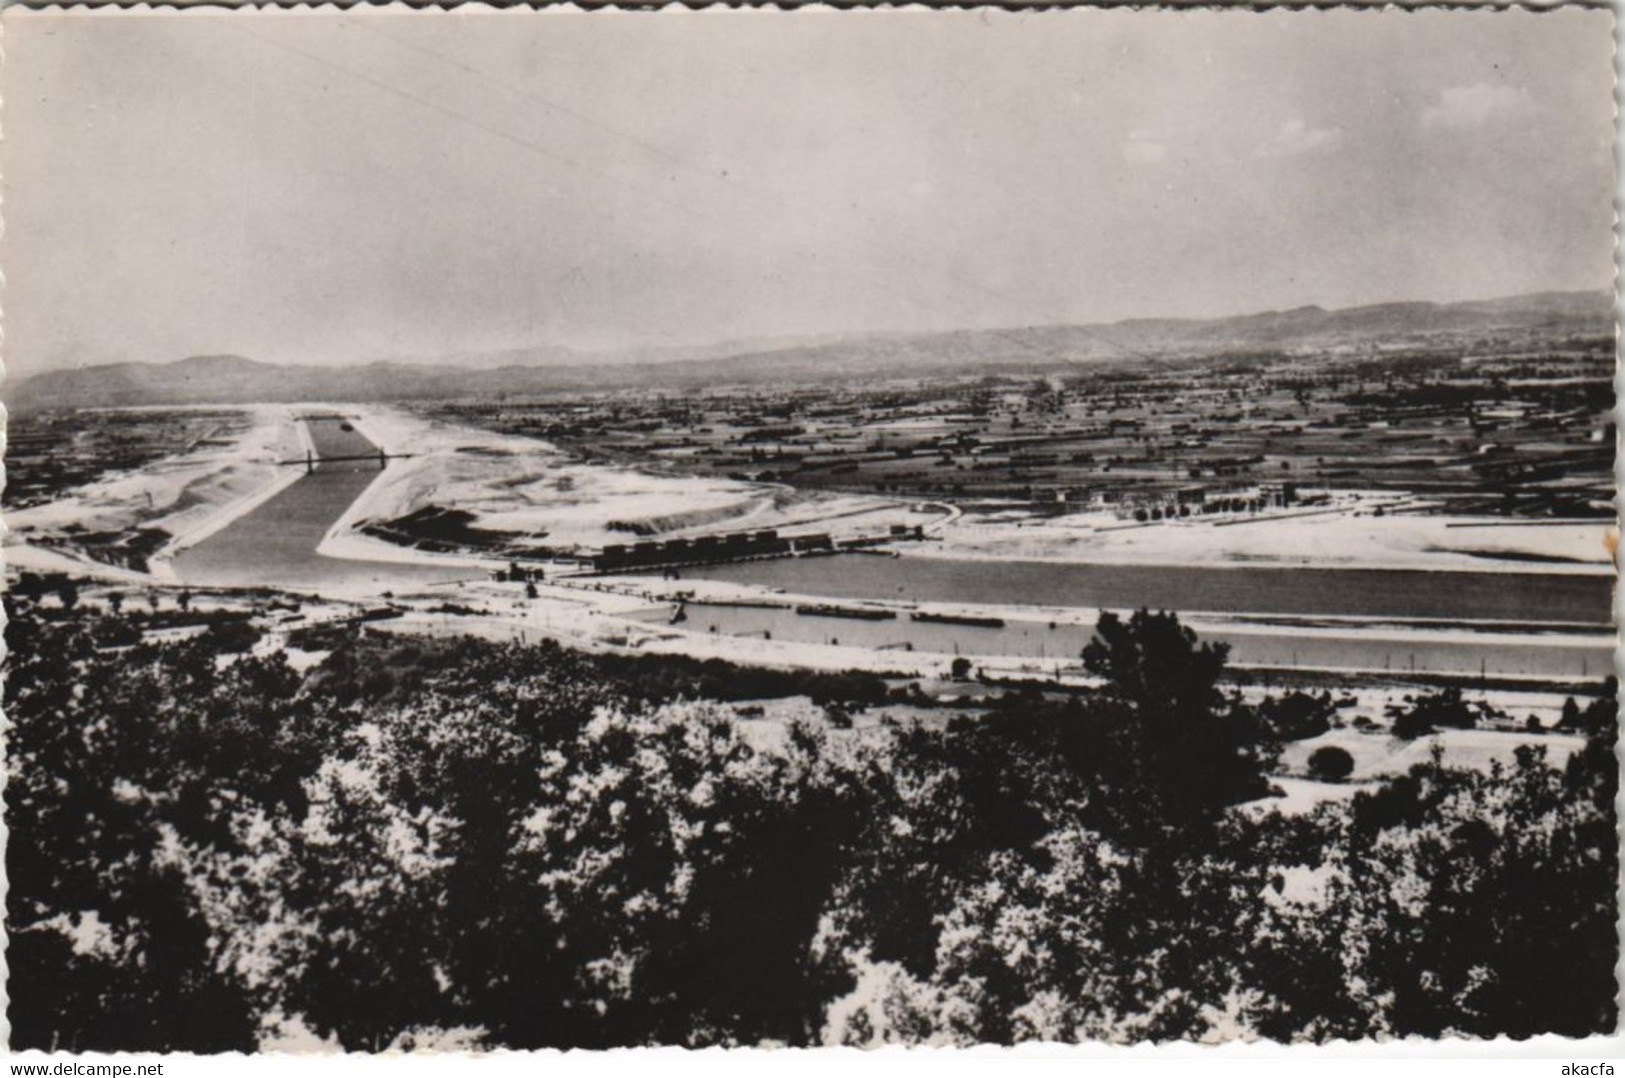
[6,599,1616,1050]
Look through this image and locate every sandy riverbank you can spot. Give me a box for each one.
[11,404,1615,690]
[327,410,1614,580]
[317,407,941,567]
[927,495,1615,576]
[6,404,307,581]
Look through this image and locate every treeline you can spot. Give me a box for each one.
[6,606,1617,1050]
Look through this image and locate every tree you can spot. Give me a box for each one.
[1260,691,1334,742]
[1390,688,1475,740]
[950,657,973,680]
[1307,745,1354,782]
[1335,740,1619,1038]
[55,579,79,611]
[207,619,262,655]
[823,701,853,729]
[1080,609,1274,817]
[9,604,1617,1050]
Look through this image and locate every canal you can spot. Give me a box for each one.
[171,416,473,591]
[166,418,1616,679]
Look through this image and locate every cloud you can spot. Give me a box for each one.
[1257,118,1344,158]
[1421,83,1536,130]
[1123,129,1170,165]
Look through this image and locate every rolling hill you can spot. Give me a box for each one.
[10,290,1612,410]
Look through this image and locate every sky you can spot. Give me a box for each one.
[4,7,1616,375]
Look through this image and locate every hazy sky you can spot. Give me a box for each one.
[4,7,1615,374]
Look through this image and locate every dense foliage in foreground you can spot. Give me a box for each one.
[7,605,1617,1050]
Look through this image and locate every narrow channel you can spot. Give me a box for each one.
[171,416,470,591]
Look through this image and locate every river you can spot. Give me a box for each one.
[681,554,1615,625]
[627,602,1613,679]
[168,418,1615,678]
[654,553,1614,677]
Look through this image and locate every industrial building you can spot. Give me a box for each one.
[592,529,834,573]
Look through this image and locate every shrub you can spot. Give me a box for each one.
[1259,692,1335,742]
[1390,688,1475,740]
[1307,745,1355,782]
[208,619,263,654]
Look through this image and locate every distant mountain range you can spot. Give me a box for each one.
[10,290,1612,411]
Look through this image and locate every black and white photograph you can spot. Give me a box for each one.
[2,4,1619,1055]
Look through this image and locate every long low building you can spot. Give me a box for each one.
[592,529,834,572]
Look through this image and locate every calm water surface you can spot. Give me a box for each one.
[170,418,1615,678]
[630,603,1613,679]
[684,554,1614,625]
[172,417,472,591]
